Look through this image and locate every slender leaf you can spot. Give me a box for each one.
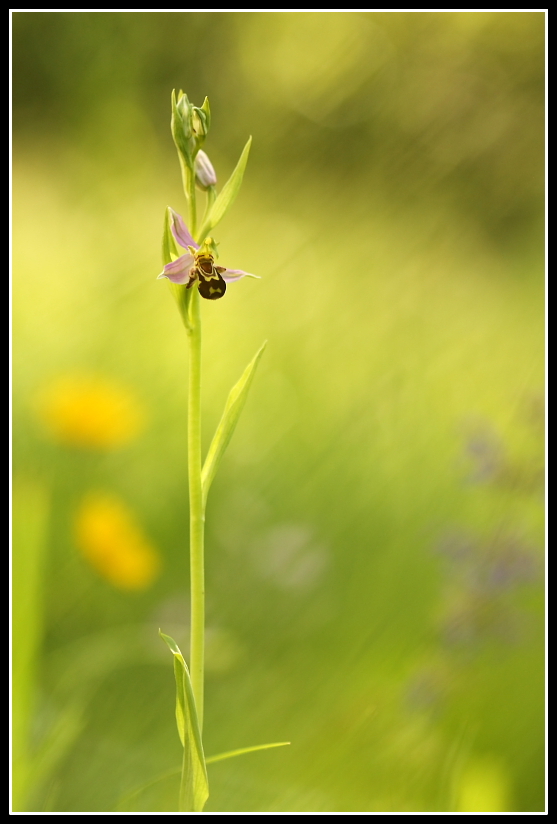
[114,741,290,810]
[206,741,291,764]
[198,136,252,241]
[159,631,209,813]
[12,480,49,811]
[202,341,267,508]
[113,768,182,812]
[162,205,179,265]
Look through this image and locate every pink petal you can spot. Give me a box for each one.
[158,252,196,284]
[221,268,260,283]
[170,209,199,250]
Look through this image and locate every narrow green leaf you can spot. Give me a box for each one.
[161,206,193,332]
[198,136,252,241]
[172,657,186,749]
[112,741,291,812]
[202,340,267,508]
[162,205,179,266]
[206,741,291,764]
[113,742,290,810]
[113,768,182,812]
[159,631,209,812]
[12,480,49,811]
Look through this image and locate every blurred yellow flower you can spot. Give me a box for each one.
[74,492,161,590]
[36,375,146,449]
[456,757,511,812]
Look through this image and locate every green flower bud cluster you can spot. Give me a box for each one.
[167,89,252,244]
[171,90,211,170]
[171,91,218,231]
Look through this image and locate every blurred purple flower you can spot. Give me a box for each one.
[435,525,540,650]
[464,429,504,483]
[435,530,476,562]
[479,535,539,593]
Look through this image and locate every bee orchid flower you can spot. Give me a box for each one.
[158,209,258,300]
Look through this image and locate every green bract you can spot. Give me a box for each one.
[198,136,252,241]
[159,632,208,813]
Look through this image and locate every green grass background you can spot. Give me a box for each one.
[12,11,545,812]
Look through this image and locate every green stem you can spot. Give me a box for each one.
[177,153,198,239]
[206,185,216,210]
[188,165,197,241]
[187,287,204,731]
[205,185,217,228]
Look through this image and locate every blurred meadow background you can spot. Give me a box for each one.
[12,11,545,813]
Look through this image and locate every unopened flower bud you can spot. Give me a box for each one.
[192,97,211,140]
[195,150,217,190]
[171,89,195,165]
